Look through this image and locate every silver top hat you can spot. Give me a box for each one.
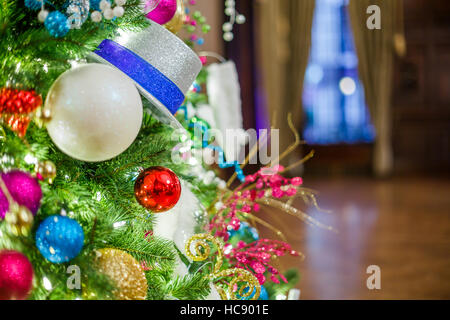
[90,22,202,129]
[124,22,202,94]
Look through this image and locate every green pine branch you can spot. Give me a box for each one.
[0,0,150,95]
[1,112,217,299]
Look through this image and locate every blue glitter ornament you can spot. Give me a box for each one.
[35,215,84,263]
[24,0,43,11]
[44,11,70,38]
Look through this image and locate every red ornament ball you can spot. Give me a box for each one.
[0,250,34,300]
[134,166,181,213]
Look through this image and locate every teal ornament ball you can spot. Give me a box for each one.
[24,0,43,10]
[259,286,269,300]
[228,222,259,243]
[237,285,269,300]
[35,215,84,263]
[45,11,70,38]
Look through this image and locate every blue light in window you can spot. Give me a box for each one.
[306,64,324,85]
[303,0,375,145]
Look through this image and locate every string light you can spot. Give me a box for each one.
[113,221,126,229]
[24,154,37,165]
[42,276,53,291]
[339,77,356,96]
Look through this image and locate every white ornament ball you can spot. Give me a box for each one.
[45,64,143,162]
[103,8,114,20]
[100,0,111,11]
[91,10,102,22]
[202,170,216,185]
[225,7,235,16]
[115,0,126,6]
[222,22,233,32]
[225,0,235,7]
[214,178,227,190]
[38,10,49,23]
[223,32,234,42]
[236,14,246,24]
[113,6,124,18]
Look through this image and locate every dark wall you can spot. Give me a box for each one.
[393,0,450,175]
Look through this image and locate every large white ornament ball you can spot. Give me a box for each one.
[45,64,143,162]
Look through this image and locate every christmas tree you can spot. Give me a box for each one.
[0,0,327,300]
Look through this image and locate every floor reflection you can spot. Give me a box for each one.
[258,176,450,299]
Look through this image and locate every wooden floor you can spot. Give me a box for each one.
[258,176,450,299]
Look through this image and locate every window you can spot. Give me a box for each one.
[303,0,375,144]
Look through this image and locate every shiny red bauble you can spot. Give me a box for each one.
[134,166,181,213]
[0,250,34,300]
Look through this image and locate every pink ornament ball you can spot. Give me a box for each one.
[0,250,34,300]
[146,0,178,25]
[0,170,42,220]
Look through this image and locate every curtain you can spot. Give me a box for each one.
[348,0,405,177]
[254,0,315,154]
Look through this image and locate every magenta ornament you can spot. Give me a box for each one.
[0,250,34,300]
[0,170,42,219]
[145,0,177,25]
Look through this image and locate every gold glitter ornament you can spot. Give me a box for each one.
[5,202,33,237]
[95,248,148,300]
[164,0,185,34]
[35,160,57,184]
